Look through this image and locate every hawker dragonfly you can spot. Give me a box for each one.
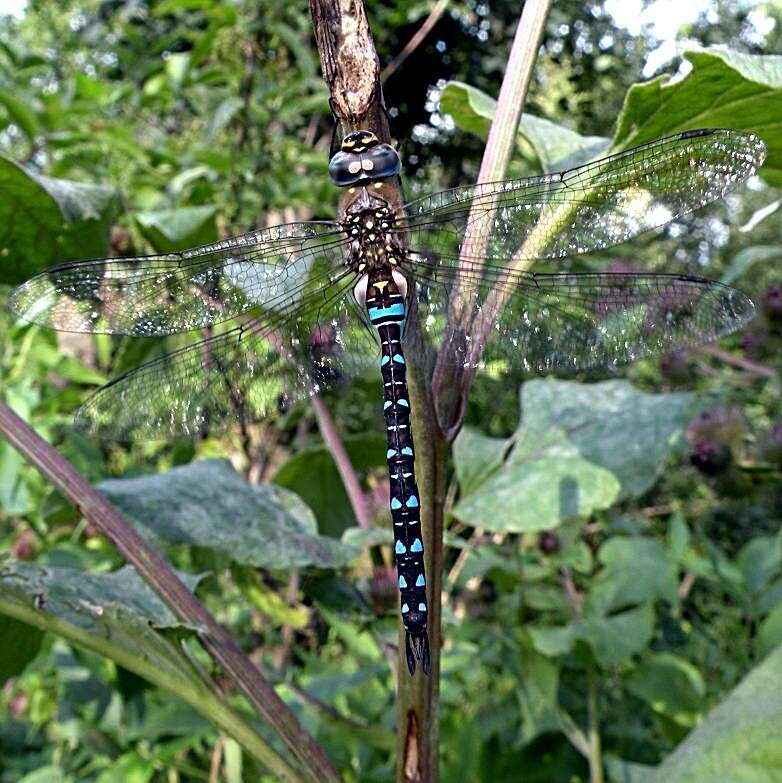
[8,127,766,676]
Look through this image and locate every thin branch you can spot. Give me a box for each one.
[381,0,450,82]
[0,402,342,783]
[311,396,372,528]
[698,343,776,378]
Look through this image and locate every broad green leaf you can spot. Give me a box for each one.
[0,562,298,778]
[736,534,782,597]
[512,380,696,501]
[527,625,579,657]
[604,756,657,783]
[587,537,679,614]
[452,426,509,496]
[613,48,782,187]
[650,643,782,783]
[0,614,43,684]
[273,434,386,537]
[98,459,355,569]
[95,752,153,783]
[453,453,618,533]
[517,643,561,743]
[0,157,118,284]
[454,380,694,532]
[0,89,39,140]
[440,81,610,171]
[134,205,217,253]
[625,652,706,727]
[18,767,67,783]
[758,603,782,657]
[528,605,655,667]
[580,604,655,668]
[0,563,205,632]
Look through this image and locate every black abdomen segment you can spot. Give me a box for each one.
[368,302,431,676]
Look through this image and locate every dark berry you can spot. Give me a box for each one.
[538,531,560,554]
[690,439,733,476]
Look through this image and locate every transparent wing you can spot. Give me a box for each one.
[403,254,755,373]
[8,221,349,336]
[397,129,766,261]
[74,271,380,441]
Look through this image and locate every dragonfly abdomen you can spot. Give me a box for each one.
[363,265,431,676]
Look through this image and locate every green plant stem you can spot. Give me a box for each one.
[587,661,605,783]
[431,0,553,435]
[0,402,342,783]
[396,365,448,783]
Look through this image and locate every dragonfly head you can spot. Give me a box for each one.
[329,129,401,187]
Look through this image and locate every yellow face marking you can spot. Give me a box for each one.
[343,139,355,148]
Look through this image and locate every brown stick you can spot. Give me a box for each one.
[0,402,342,783]
[308,2,445,780]
[381,0,450,82]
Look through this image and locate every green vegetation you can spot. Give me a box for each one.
[1,1,781,781]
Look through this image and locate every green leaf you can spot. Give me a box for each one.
[580,604,655,668]
[440,81,610,171]
[527,625,579,657]
[649,643,782,782]
[95,752,153,783]
[517,643,561,743]
[0,562,296,777]
[613,48,782,187]
[97,459,355,569]
[453,453,618,533]
[134,205,217,253]
[273,434,386,537]
[0,89,39,141]
[588,537,679,614]
[452,426,509,496]
[604,756,657,783]
[0,157,118,284]
[736,535,782,597]
[758,603,782,657]
[625,652,706,727]
[0,614,43,684]
[453,380,695,532]
[512,380,696,501]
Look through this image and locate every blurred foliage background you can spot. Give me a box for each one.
[0,0,781,781]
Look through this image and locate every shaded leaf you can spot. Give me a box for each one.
[625,652,706,727]
[0,157,117,284]
[452,426,509,496]
[650,643,782,782]
[273,434,386,538]
[440,81,610,171]
[134,205,217,253]
[588,537,679,614]
[0,614,43,684]
[613,47,782,187]
[98,459,355,569]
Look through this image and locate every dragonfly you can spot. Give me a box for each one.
[8,126,766,677]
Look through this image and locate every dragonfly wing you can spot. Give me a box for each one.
[74,273,379,441]
[397,129,765,261]
[8,221,349,336]
[404,254,755,373]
